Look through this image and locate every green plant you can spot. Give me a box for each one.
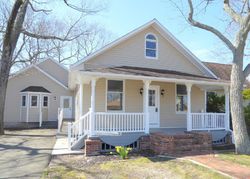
[244,104,250,135]
[207,92,225,113]
[115,146,132,159]
[243,89,250,100]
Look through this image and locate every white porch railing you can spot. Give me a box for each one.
[191,113,226,130]
[95,112,145,133]
[68,111,90,148]
[57,108,64,133]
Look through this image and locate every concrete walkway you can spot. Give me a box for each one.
[0,129,56,179]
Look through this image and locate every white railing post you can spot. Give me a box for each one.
[143,80,151,134]
[186,83,192,131]
[79,83,83,135]
[224,86,230,130]
[68,122,72,150]
[89,78,96,137]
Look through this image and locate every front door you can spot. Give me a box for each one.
[60,96,72,119]
[148,86,160,128]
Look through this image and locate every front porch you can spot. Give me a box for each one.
[66,69,231,149]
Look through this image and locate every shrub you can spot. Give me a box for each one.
[244,105,250,135]
[115,146,132,159]
[243,89,250,100]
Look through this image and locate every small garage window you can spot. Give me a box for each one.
[43,96,49,107]
[21,95,26,107]
[31,95,38,107]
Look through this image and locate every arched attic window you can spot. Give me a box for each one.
[145,33,157,59]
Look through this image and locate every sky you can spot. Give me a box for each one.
[51,0,248,67]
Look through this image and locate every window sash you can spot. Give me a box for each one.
[107,80,124,111]
[176,95,187,112]
[43,96,48,107]
[31,96,38,107]
[21,96,26,107]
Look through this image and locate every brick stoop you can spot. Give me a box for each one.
[85,138,102,156]
[139,132,212,155]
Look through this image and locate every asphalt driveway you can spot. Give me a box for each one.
[0,129,56,179]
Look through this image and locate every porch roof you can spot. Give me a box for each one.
[81,66,229,83]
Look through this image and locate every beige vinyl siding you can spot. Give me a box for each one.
[80,79,205,128]
[83,27,204,76]
[38,60,68,86]
[4,67,73,125]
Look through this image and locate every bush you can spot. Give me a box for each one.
[115,146,132,159]
[243,89,250,100]
[244,105,250,134]
[207,92,225,113]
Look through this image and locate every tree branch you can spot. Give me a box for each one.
[187,0,235,53]
[223,0,242,23]
[244,63,250,79]
[28,1,51,14]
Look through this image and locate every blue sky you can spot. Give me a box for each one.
[53,0,248,66]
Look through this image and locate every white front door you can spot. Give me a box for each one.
[60,96,72,119]
[148,86,160,128]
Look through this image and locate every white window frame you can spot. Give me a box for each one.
[30,95,39,108]
[145,33,158,59]
[175,84,187,114]
[105,79,125,112]
[21,95,27,107]
[42,95,49,108]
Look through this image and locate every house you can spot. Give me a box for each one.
[67,19,232,155]
[4,59,74,128]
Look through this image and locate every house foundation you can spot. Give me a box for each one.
[85,138,102,156]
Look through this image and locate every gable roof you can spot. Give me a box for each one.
[203,62,231,81]
[21,86,51,93]
[9,59,69,90]
[71,19,217,78]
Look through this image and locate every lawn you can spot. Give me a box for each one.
[216,151,250,168]
[42,155,229,179]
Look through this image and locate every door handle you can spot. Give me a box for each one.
[155,108,158,112]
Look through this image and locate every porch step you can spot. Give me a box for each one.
[71,135,87,150]
[99,132,145,147]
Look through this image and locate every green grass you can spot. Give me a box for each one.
[217,151,250,167]
[42,157,229,179]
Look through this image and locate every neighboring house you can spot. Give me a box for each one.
[67,19,232,152]
[4,59,74,128]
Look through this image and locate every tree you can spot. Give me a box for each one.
[181,0,250,154]
[0,0,107,135]
[207,92,225,113]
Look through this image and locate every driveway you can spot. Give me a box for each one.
[0,129,56,179]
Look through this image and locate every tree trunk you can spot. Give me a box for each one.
[230,49,250,154]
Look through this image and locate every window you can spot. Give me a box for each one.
[176,85,187,112]
[107,80,123,111]
[43,96,49,107]
[149,90,156,106]
[31,95,38,107]
[145,34,157,58]
[21,95,26,107]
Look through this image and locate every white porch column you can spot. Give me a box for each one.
[224,86,230,130]
[26,93,29,123]
[89,78,97,137]
[39,94,42,127]
[143,80,151,134]
[186,83,192,131]
[79,83,83,136]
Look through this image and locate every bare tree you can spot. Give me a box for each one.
[0,0,107,135]
[177,0,250,154]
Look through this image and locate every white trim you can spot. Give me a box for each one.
[34,66,68,89]
[71,19,217,78]
[79,71,229,86]
[145,33,158,60]
[26,94,29,122]
[30,95,39,108]
[175,84,188,114]
[148,85,160,128]
[105,79,125,112]
[204,90,207,113]
[9,59,68,80]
